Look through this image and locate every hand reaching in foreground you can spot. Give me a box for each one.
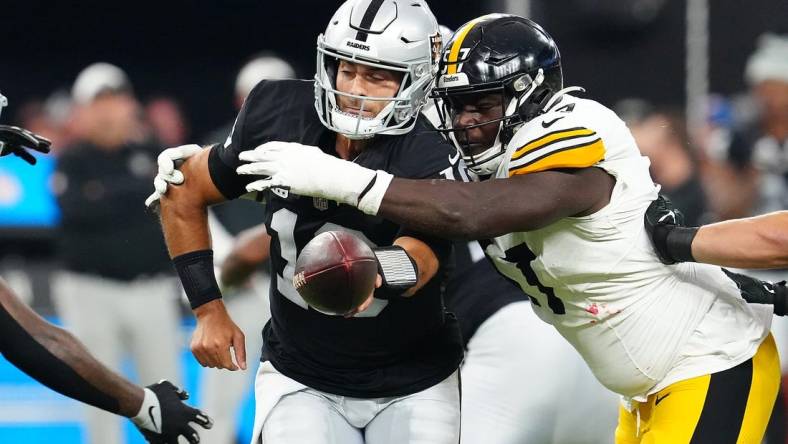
[0,125,51,165]
[133,380,213,444]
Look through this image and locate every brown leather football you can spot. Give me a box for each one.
[293,230,378,315]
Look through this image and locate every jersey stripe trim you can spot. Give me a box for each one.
[508,138,605,176]
[510,127,595,161]
[510,130,600,169]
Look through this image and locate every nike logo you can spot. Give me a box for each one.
[148,406,159,432]
[541,116,565,128]
[655,393,670,406]
[448,151,461,165]
[658,211,676,224]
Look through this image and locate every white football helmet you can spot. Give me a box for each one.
[315,0,441,139]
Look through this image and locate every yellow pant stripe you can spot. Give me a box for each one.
[736,334,780,444]
[615,333,780,444]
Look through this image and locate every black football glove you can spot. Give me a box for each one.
[722,269,788,316]
[134,380,213,444]
[644,194,697,264]
[0,124,52,165]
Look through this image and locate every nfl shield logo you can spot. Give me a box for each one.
[313,197,329,211]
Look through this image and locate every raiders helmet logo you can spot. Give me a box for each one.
[430,32,442,66]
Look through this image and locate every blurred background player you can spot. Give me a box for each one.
[0,94,212,444]
[50,63,183,444]
[628,108,709,225]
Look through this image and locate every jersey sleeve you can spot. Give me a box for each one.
[207,81,269,199]
[507,124,606,177]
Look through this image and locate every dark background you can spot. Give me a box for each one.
[2,0,786,140]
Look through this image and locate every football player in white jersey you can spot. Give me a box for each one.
[238,14,782,443]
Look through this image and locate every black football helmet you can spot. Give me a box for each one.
[432,14,575,175]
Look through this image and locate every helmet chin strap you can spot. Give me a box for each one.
[543,86,585,111]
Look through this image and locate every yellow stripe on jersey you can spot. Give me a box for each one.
[446,16,487,74]
[508,138,605,176]
[511,127,596,162]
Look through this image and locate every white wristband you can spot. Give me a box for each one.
[357,170,394,216]
[131,387,162,433]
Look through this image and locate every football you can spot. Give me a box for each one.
[293,230,378,315]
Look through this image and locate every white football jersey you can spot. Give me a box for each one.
[484,95,772,399]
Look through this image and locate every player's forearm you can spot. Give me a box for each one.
[378,178,517,240]
[0,280,143,417]
[30,320,145,417]
[693,212,788,269]
[220,255,259,289]
[378,171,600,239]
[160,194,212,256]
[220,224,271,288]
[393,236,439,297]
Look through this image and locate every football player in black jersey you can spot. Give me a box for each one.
[155,1,464,442]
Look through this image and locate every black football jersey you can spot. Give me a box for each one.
[208,79,464,397]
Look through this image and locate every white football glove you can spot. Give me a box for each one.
[236,141,393,215]
[145,144,203,209]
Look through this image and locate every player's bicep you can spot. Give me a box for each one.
[161,147,226,208]
[491,167,614,233]
[393,236,440,296]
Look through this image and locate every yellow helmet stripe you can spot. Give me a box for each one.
[446,16,489,74]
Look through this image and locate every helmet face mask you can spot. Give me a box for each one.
[431,14,564,176]
[314,0,440,139]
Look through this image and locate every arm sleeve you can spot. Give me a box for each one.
[0,300,121,414]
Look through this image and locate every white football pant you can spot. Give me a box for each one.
[460,301,619,444]
[252,362,460,444]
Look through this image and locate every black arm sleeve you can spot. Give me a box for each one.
[0,303,121,414]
